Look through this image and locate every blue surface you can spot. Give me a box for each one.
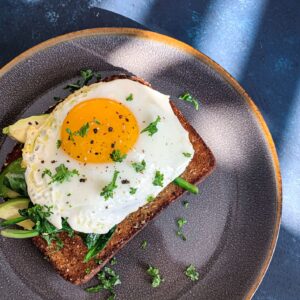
[1,1,300,299]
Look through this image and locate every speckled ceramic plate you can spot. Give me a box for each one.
[0,28,281,300]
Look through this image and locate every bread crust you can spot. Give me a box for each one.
[5,75,215,285]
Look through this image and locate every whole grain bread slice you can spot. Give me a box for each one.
[8,75,215,285]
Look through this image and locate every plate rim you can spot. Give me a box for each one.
[0,27,282,299]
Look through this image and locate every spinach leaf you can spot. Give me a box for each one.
[0,158,27,198]
[84,226,116,262]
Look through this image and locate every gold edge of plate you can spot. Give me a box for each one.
[0,27,282,299]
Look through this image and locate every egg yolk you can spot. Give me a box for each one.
[61,99,139,163]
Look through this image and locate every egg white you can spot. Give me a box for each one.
[23,79,194,234]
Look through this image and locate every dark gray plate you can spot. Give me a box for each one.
[0,28,281,300]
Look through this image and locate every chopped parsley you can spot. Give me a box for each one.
[66,128,74,142]
[185,265,199,281]
[56,140,62,149]
[182,200,189,208]
[176,217,187,241]
[76,122,90,137]
[129,187,137,195]
[141,116,161,136]
[53,96,61,101]
[126,93,134,101]
[85,266,121,299]
[147,266,164,288]
[64,80,81,92]
[152,170,164,187]
[141,240,147,249]
[110,149,127,162]
[179,92,199,110]
[100,171,119,200]
[85,267,91,274]
[42,164,79,184]
[132,160,146,173]
[182,152,192,158]
[110,257,117,265]
[147,195,154,203]
[80,69,94,85]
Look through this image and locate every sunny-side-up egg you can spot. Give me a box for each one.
[22,79,194,234]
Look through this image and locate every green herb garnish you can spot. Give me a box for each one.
[179,92,199,110]
[185,265,199,281]
[80,69,94,85]
[141,116,161,136]
[126,93,133,101]
[85,268,91,274]
[76,122,89,137]
[53,96,61,101]
[66,128,74,142]
[173,177,199,194]
[64,80,81,92]
[176,217,187,241]
[129,187,137,195]
[152,170,164,187]
[182,152,192,158]
[131,160,146,173]
[85,266,121,299]
[110,150,127,163]
[56,140,62,149]
[147,266,164,288]
[42,164,79,184]
[147,195,154,203]
[100,171,119,200]
[141,240,147,249]
[182,200,189,208]
[110,257,117,265]
[93,117,100,125]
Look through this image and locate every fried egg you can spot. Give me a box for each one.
[22,79,194,234]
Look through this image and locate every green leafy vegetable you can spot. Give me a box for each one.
[42,164,79,184]
[131,160,146,173]
[126,93,133,101]
[56,140,62,149]
[147,266,164,288]
[76,122,90,137]
[152,170,164,187]
[129,187,137,195]
[141,240,147,249]
[110,150,127,162]
[185,265,199,281]
[64,80,81,92]
[80,69,94,85]
[141,116,161,136]
[83,226,116,262]
[173,177,199,194]
[179,92,199,110]
[0,216,28,227]
[0,158,27,198]
[182,152,192,157]
[85,266,121,299]
[100,171,119,200]
[19,204,74,248]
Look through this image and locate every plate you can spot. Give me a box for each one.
[0,28,281,300]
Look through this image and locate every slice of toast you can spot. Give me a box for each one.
[7,75,215,285]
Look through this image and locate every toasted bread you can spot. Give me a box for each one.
[6,75,215,285]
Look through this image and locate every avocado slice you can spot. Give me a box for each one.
[3,114,49,143]
[0,198,34,229]
[0,228,39,238]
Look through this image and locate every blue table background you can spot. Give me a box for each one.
[1,1,299,299]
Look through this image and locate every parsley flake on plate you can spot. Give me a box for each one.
[42,164,79,184]
[110,257,117,265]
[129,187,137,195]
[179,92,199,110]
[110,149,127,162]
[182,200,189,208]
[100,170,119,200]
[132,159,146,173]
[85,266,121,299]
[126,93,134,101]
[176,217,187,241]
[147,266,164,288]
[141,116,161,136]
[185,265,199,281]
[141,240,148,249]
[152,170,164,187]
